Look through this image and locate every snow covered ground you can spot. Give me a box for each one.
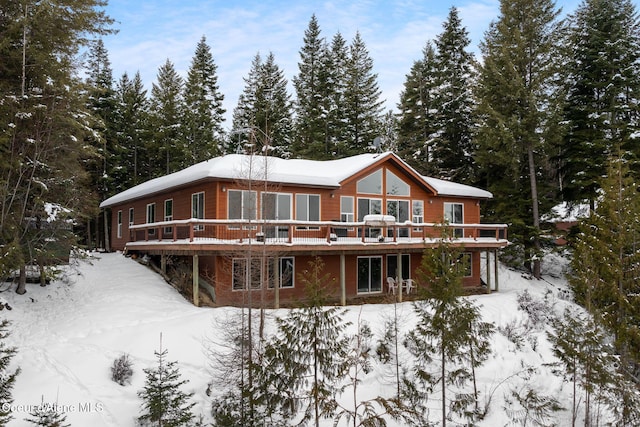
[1,251,580,426]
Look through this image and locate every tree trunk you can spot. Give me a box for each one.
[103,209,110,252]
[527,143,541,279]
[16,264,26,294]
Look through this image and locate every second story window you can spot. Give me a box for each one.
[444,202,463,237]
[129,208,134,227]
[340,196,354,222]
[146,203,156,235]
[192,192,205,231]
[228,190,257,221]
[412,200,424,231]
[357,169,382,194]
[164,199,173,234]
[296,194,320,222]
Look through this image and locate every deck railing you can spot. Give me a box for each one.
[127,219,508,245]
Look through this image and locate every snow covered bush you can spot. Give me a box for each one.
[517,289,553,329]
[111,353,133,386]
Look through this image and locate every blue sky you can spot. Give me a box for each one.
[101,0,585,128]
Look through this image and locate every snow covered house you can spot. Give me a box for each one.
[99,152,508,307]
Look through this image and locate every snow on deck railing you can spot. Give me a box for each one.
[126,219,508,245]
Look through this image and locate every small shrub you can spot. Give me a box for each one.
[111,354,133,386]
[517,289,552,329]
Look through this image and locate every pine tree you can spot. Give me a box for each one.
[112,71,149,190]
[0,0,113,289]
[292,15,331,159]
[396,42,440,176]
[405,229,493,425]
[548,307,617,426]
[474,0,564,278]
[341,32,384,156]
[568,149,640,419]
[558,0,640,208]
[138,338,196,427]
[432,7,476,183]
[258,257,350,427]
[148,59,184,177]
[229,52,293,157]
[0,320,19,425]
[325,32,350,158]
[183,36,226,163]
[25,397,70,427]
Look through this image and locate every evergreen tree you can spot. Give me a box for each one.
[138,338,196,427]
[258,257,350,426]
[112,71,149,190]
[548,308,618,426]
[291,15,332,159]
[0,320,19,425]
[568,150,640,413]
[0,0,113,289]
[325,32,350,158]
[558,0,640,208]
[432,7,476,183]
[474,0,564,278]
[148,59,184,177]
[25,398,70,427]
[341,32,384,156]
[405,230,494,425]
[396,42,440,176]
[230,52,293,157]
[183,36,226,163]
[85,39,118,204]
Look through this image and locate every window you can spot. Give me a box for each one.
[444,202,463,237]
[412,200,424,231]
[146,203,156,235]
[262,192,291,237]
[164,199,173,234]
[444,202,463,224]
[358,197,382,237]
[386,200,409,237]
[228,190,256,221]
[340,196,354,222]
[117,210,122,239]
[357,256,382,293]
[129,208,134,227]
[232,258,262,290]
[387,254,410,281]
[457,253,472,277]
[357,169,382,194]
[192,192,205,231]
[267,257,295,289]
[386,170,410,196]
[296,194,320,228]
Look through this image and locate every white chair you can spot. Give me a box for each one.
[386,277,397,294]
[403,279,414,295]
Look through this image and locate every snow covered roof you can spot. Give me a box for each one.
[100,152,492,208]
[423,176,493,199]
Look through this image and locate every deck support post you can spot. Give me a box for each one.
[485,250,491,293]
[494,249,499,292]
[397,251,403,303]
[193,254,199,306]
[274,257,280,309]
[161,253,167,274]
[340,254,346,306]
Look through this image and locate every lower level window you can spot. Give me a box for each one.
[232,258,262,290]
[233,257,295,290]
[457,252,472,277]
[268,257,295,289]
[357,256,382,293]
